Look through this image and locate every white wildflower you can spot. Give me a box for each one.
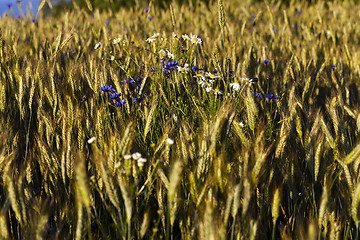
[206,72,220,79]
[182,34,189,40]
[146,37,156,43]
[190,34,202,44]
[230,82,241,91]
[137,157,147,167]
[166,138,174,145]
[205,86,213,93]
[94,42,101,50]
[132,152,142,160]
[87,137,96,144]
[113,37,121,44]
[213,88,223,95]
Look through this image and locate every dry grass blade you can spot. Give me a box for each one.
[314,140,323,181]
[351,182,360,226]
[84,0,93,12]
[242,178,251,217]
[318,179,329,229]
[321,118,335,149]
[144,98,158,140]
[252,143,273,184]
[245,88,258,131]
[118,175,132,239]
[75,154,91,209]
[232,121,250,149]
[337,159,354,192]
[345,142,360,165]
[37,0,47,14]
[75,203,83,240]
[158,168,170,190]
[0,213,9,239]
[140,210,150,238]
[271,188,281,223]
[275,122,289,158]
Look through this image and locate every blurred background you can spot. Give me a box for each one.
[0,0,357,18]
[0,0,299,17]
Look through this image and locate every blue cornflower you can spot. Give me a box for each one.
[192,66,204,71]
[252,14,257,18]
[100,85,117,92]
[105,20,109,24]
[297,10,302,14]
[313,71,317,77]
[136,85,141,91]
[292,25,297,29]
[264,94,279,100]
[136,77,143,82]
[109,93,121,99]
[212,68,217,74]
[70,51,74,55]
[149,67,156,72]
[133,96,146,103]
[145,90,151,94]
[7,3,12,8]
[251,92,261,98]
[17,15,21,19]
[115,99,126,107]
[145,8,149,12]
[24,38,28,42]
[330,64,337,70]
[31,18,36,23]
[273,29,278,33]
[264,60,269,65]
[163,61,179,78]
[147,17,154,20]
[121,79,135,84]
[62,53,67,57]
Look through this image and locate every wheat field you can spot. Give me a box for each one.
[1,0,360,239]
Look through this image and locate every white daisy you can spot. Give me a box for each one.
[213,88,223,95]
[113,37,121,44]
[166,51,175,59]
[137,158,147,167]
[205,86,213,93]
[124,155,132,160]
[190,34,202,44]
[198,80,208,88]
[151,33,160,38]
[132,152,142,160]
[177,64,189,73]
[146,37,156,43]
[229,82,241,91]
[94,42,101,49]
[166,138,174,145]
[182,34,190,40]
[206,72,220,79]
[87,137,96,144]
[194,73,207,81]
